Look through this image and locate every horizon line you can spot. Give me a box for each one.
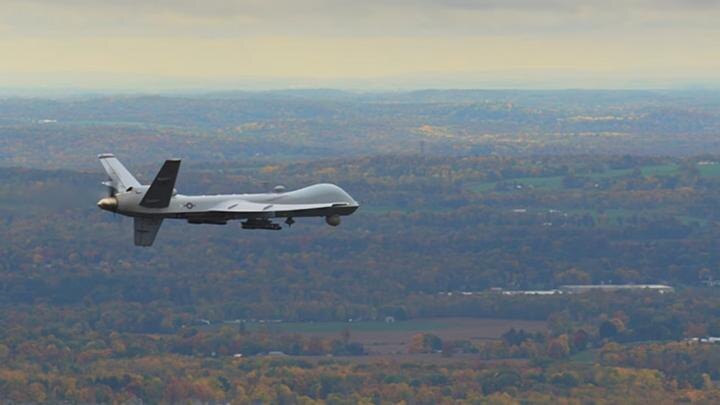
[2,86,720,98]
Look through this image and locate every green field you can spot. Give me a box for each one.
[697,162,720,177]
[360,204,411,214]
[560,207,706,226]
[244,319,456,334]
[640,164,679,177]
[360,204,448,215]
[568,349,598,365]
[564,208,638,221]
[467,176,564,193]
[467,163,680,193]
[236,318,548,356]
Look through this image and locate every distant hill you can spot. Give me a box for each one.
[2,90,720,170]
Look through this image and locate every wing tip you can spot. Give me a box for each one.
[98,153,115,159]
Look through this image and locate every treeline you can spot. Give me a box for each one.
[1,288,718,349]
[3,155,720,328]
[0,325,364,368]
[600,341,720,388]
[1,350,720,403]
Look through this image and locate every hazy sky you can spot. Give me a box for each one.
[1,0,719,90]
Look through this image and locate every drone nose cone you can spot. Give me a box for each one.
[97,197,118,211]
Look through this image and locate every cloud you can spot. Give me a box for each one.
[3,0,719,38]
[0,0,718,88]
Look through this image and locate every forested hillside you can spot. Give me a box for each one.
[3,90,720,170]
[2,91,720,402]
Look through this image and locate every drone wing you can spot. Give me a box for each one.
[140,159,181,208]
[208,200,339,217]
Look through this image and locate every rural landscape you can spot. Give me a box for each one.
[2,90,720,402]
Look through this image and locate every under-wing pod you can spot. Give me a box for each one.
[325,215,341,226]
[242,219,282,230]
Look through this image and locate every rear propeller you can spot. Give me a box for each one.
[102,180,117,198]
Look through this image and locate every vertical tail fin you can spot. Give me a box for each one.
[98,153,141,192]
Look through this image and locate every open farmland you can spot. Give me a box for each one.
[248,318,547,355]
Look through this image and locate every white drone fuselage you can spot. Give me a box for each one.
[97,154,359,246]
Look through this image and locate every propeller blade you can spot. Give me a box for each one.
[102,180,117,197]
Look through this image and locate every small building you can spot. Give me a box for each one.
[686,337,720,344]
[701,278,720,287]
[559,284,674,294]
[501,289,563,296]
